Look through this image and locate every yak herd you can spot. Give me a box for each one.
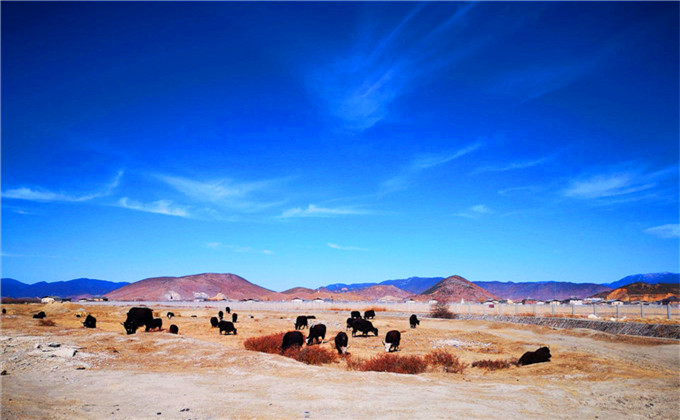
[20,306,551,367]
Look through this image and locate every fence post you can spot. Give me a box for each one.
[483,305,486,316]
[641,305,645,318]
[571,304,575,317]
[667,305,671,320]
[616,304,620,319]
[551,305,555,317]
[532,305,536,316]
[593,304,597,316]
[515,305,518,315]
[468,303,471,315]
[498,304,502,316]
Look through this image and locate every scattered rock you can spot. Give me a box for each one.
[1,370,7,375]
[47,342,61,348]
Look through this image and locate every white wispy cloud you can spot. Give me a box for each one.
[382,143,482,193]
[562,165,676,200]
[327,243,369,252]
[206,242,273,254]
[2,171,123,202]
[474,155,554,174]
[643,224,680,239]
[280,204,369,219]
[455,204,493,218]
[117,197,190,218]
[308,3,476,131]
[156,174,286,212]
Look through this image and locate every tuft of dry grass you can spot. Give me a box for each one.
[425,349,467,373]
[471,358,517,371]
[243,332,285,354]
[38,319,56,327]
[346,353,429,374]
[290,346,339,365]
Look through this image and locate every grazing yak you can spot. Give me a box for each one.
[121,307,154,334]
[364,310,376,320]
[167,312,175,319]
[210,317,219,328]
[2,308,6,314]
[82,314,97,328]
[218,320,237,335]
[383,330,401,352]
[351,319,378,337]
[334,332,349,355]
[409,314,420,328]
[518,347,551,366]
[169,324,179,334]
[350,311,361,319]
[33,311,46,319]
[218,311,224,321]
[295,315,309,330]
[225,307,231,314]
[232,313,238,323]
[346,317,356,330]
[150,318,163,331]
[306,324,326,345]
[281,331,304,351]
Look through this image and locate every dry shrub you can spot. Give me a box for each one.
[38,319,56,327]
[425,349,467,373]
[430,300,454,319]
[362,307,387,312]
[347,353,428,375]
[329,307,351,312]
[295,346,338,365]
[243,332,285,354]
[472,358,517,370]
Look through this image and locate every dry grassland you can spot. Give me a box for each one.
[1,302,678,419]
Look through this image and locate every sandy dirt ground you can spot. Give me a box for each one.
[1,302,679,419]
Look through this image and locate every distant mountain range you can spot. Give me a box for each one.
[421,275,496,302]
[473,281,612,301]
[603,272,679,289]
[1,278,129,299]
[326,277,444,294]
[3,272,677,302]
[591,281,680,302]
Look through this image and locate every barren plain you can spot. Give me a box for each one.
[1,302,679,419]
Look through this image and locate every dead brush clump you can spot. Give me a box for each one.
[347,353,429,375]
[471,358,517,371]
[38,319,56,327]
[283,346,339,365]
[363,307,387,312]
[243,332,285,354]
[425,349,467,373]
[430,300,455,319]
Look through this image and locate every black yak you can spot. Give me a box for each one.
[364,310,376,320]
[351,319,378,337]
[218,311,224,321]
[218,320,237,335]
[409,314,420,328]
[225,306,231,314]
[295,315,308,330]
[350,311,361,319]
[33,311,46,319]
[334,332,348,355]
[281,331,304,351]
[150,318,163,331]
[232,313,238,323]
[210,317,219,328]
[169,324,179,334]
[518,347,551,366]
[383,330,401,352]
[82,314,97,328]
[306,324,326,345]
[167,312,175,319]
[121,307,153,334]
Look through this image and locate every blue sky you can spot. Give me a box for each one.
[2,2,678,289]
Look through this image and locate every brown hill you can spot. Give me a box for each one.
[281,287,316,295]
[419,275,496,303]
[354,285,413,300]
[591,282,679,303]
[105,273,282,301]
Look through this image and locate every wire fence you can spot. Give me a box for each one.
[101,300,680,322]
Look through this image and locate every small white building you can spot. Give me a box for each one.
[291,297,304,303]
[41,296,56,304]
